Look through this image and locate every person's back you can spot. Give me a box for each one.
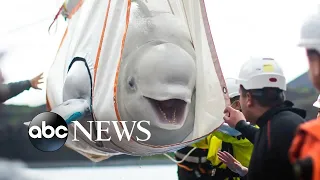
[290,95,320,180]
[290,118,320,180]
[245,101,305,179]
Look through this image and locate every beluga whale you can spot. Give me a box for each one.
[25,0,197,156]
[26,0,230,161]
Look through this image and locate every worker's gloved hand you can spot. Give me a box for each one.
[217,151,248,177]
[223,106,246,128]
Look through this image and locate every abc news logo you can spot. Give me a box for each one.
[28,112,151,152]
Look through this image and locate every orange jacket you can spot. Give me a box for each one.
[289,118,320,180]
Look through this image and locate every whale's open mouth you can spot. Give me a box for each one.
[146,97,187,127]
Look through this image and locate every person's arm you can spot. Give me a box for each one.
[217,151,249,177]
[0,80,31,102]
[235,120,259,144]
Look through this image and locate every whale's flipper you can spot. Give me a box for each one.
[50,99,91,124]
[23,99,91,127]
[217,123,242,137]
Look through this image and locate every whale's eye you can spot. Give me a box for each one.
[128,76,136,89]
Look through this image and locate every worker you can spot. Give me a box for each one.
[222,57,306,180]
[289,9,320,180]
[0,72,44,103]
[0,52,42,180]
[175,78,255,180]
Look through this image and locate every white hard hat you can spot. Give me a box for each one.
[225,78,240,98]
[237,56,286,91]
[298,8,320,52]
[313,94,320,108]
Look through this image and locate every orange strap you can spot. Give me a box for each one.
[289,119,320,180]
[45,26,68,111]
[177,163,193,171]
[68,0,84,19]
[267,120,271,149]
[198,166,209,174]
[177,164,212,175]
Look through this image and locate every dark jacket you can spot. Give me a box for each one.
[235,100,306,180]
[0,80,31,103]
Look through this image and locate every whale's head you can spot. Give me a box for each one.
[117,0,196,135]
[118,41,196,130]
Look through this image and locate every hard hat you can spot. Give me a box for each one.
[298,9,320,52]
[313,94,320,108]
[236,56,286,91]
[225,78,240,98]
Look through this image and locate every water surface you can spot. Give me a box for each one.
[27,165,178,180]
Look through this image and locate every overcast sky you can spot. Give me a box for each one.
[0,0,319,107]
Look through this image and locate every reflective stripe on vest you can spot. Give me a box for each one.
[175,151,208,163]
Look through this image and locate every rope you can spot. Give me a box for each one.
[163,146,197,164]
[48,4,66,35]
[3,17,51,35]
[166,0,174,15]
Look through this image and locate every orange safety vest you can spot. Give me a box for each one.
[289,118,320,180]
